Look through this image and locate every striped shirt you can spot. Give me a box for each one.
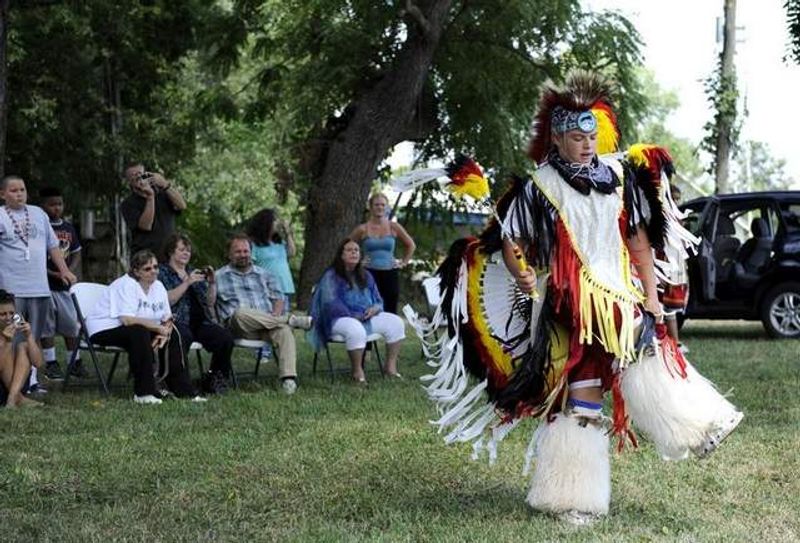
[215,263,284,322]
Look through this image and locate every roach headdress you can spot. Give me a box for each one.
[527,70,620,164]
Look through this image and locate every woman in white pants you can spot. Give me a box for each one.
[308,239,405,383]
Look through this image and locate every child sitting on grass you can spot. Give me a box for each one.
[0,289,45,407]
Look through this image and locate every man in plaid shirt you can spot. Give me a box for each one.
[215,233,311,395]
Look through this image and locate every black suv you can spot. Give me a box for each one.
[680,190,800,338]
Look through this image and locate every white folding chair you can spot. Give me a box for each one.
[62,282,113,394]
[312,332,384,382]
[232,338,273,385]
[421,276,442,319]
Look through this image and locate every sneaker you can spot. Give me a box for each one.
[27,384,48,396]
[133,394,163,405]
[43,362,65,381]
[288,314,313,330]
[559,510,602,526]
[68,360,89,378]
[281,378,298,395]
[155,388,175,400]
[693,411,744,459]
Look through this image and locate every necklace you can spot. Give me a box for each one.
[4,206,31,260]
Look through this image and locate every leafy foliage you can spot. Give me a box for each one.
[734,140,794,192]
[700,58,741,180]
[633,69,704,182]
[216,0,646,184]
[4,1,223,199]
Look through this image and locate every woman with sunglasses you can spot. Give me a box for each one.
[85,250,202,404]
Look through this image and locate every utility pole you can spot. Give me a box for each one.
[714,0,737,194]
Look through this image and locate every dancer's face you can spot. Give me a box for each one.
[553,130,598,165]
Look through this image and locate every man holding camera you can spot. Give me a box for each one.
[120,162,187,255]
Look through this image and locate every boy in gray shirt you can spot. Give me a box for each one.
[0,176,77,392]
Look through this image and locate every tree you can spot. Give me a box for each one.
[0,1,7,178]
[734,140,793,192]
[4,1,222,198]
[214,0,646,306]
[634,69,704,182]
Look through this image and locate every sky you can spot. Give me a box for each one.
[390,1,800,191]
[590,0,800,189]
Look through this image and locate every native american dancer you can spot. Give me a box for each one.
[402,71,743,525]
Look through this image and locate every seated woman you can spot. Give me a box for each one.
[85,250,203,405]
[158,233,234,394]
[0,289,44,408]
[308,239,405,383]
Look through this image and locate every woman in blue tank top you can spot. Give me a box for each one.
[349,193,416,314]
[246,208,296,312]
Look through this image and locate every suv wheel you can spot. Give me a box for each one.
[760,282,800,339]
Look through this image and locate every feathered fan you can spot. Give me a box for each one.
[389,154,490,201]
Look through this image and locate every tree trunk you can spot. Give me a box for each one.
[296,0,452,308]
[0,0,9,178]
[714,0,737,194]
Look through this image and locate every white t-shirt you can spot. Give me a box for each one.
[85,275,172,337]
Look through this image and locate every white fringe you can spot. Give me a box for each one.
[407,259,517,463]
[654,170,701,282]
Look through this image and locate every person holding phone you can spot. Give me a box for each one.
[307,239,405,383]
[0,289,45,407]
[158,233,234,395]
[120,161,187,254]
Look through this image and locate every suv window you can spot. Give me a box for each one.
[718,203,776,245]
[780,202,800,233]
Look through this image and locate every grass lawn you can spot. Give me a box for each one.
[1,320,798,542]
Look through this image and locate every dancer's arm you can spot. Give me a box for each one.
[627,226,662,317]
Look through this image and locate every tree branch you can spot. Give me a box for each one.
[465,36,558,79]
[404,0,432,38]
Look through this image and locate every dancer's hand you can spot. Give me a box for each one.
[644,296,663,321]
[515,267,537,294]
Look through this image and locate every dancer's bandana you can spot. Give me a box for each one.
[547,149,618,195]
[551,107,597,134]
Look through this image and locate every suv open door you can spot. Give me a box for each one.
[693,198,718,302]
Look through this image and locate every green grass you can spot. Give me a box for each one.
[1,321,798,542]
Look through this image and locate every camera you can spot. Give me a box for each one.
[138,172,155,185]
[12,313,23,326]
